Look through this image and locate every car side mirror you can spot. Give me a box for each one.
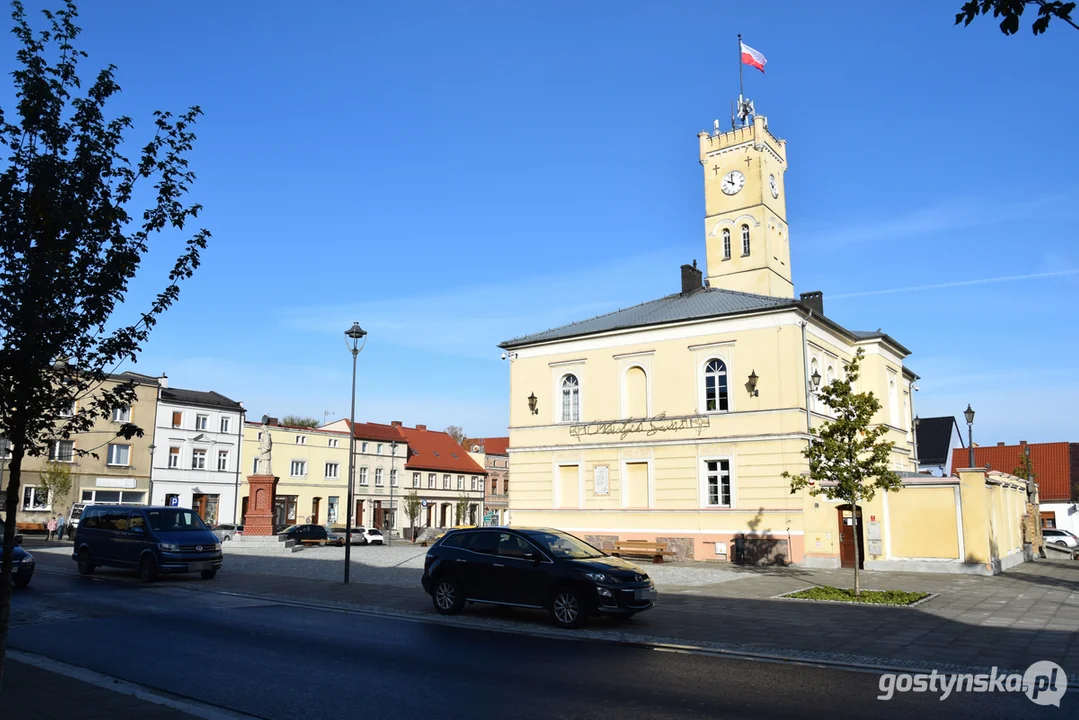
[14,534,22,546]
[523,551,539,563]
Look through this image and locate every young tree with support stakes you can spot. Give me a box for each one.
[454,493,471,526]
[38,461,72,514]
[783,348,902,597]
[0,1,208,687]
[404,490,422,542]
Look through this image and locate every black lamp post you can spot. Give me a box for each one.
[344,322,367,584]
[388,440,398,547]
[964,404,975,468]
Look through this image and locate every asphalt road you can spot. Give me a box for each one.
[6,557,1066,720]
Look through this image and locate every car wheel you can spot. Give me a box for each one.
[432,576,465,615]
[139,555,159,583]
[550,587,587,629]
[14,575,31,588]
[200,569,218,580]
[77,549,95,576]
[360,538,369,546]
[223,535,231,542]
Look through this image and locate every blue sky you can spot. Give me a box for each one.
[5,1,1077,442]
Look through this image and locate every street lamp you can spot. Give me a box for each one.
[344,321,367,584]
[810,368,822,390]
[389,440,398,547]
[964,404,975,468]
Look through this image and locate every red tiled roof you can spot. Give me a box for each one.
[400,426,486,475]
[951,442,1072,502]
[468,437,509,455]
[342,420,408,443]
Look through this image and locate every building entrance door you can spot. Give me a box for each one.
[837,505,863,569]
[355,499,364,526]
[311,497,321,524]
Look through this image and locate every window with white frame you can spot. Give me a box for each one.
[59,399,75,417]
[220,416,231,433]
[704,459,732,507]
[722,228,731,260]
[741,224,750,255]
[172,411,183,428]
[49,440,74,462]
[196,414,208,430]
[470,476,478,491]
[413,472,421,488]
[704,358,729,412]
[390,469,398,487]
[252,457,259,474]
[560,374,580,422]
[111,406,130,423]
[359,466,368,485]
[290,460,307,477]
[107,443,131,466]
[888,375,899,427]
[191,449,206,470]
[325,462,340,479]
[377,443,383,455]
[362,442,368,453]
[443,474,451,489]
[457,475,464,490]
[22,486,51,511]
[328,438,339,448]
[428,473,436,489]
[375,467,384,486]
[217,450,228,471]
[296,435,306,445]
[168,446,180,468]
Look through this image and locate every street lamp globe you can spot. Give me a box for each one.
[345,322,367,343]
[964,404,975,426]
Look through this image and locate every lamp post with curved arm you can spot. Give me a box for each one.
[344,322,367,584]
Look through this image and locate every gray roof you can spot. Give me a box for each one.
[161,387,243,411]
[500,288,795,348]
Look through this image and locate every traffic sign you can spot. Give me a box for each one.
[421,499,428,508]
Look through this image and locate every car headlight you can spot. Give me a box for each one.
[20,555,34,564]
[158,543,180,552]
[584,572,611,583]
[214,543,222,551]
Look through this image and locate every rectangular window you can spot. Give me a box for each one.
[290,460,307,477]
[705,459,732,507]
[220,416,231,433]
[252,457,259,474]
[168,447,180,468]
[328,438,339,448]
[217,450,228,471]
[196,414,208,431]
[491,479,497,494]
[59,400,75,417]
[296,435,306,445]
[359,467,368,485]
[191,449,206,470]
[412,472,421,488]
[362,442,368,453]
[428,473,436,489]
[328,496,339,524]
[171,411,183,428]
[22,486,51,511]
[443,474,451,490]
[457,475,464,491]
[325,462,340,479]
[111,406,131,423]
[377,443,383,455]
[107,443,131,466]
[375,468,384,486]
[390,469,398,487]
[49,440,75,462]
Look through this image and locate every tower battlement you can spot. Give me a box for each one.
[697,115,787,166]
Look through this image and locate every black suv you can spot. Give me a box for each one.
[421,527,656,628]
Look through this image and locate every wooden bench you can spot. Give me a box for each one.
[16,522,46,533]
[612,541,676,564]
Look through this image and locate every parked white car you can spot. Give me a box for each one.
[1043,528,1079,548]
[331,527,385,545]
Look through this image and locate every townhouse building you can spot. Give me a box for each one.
[467,437,509,525]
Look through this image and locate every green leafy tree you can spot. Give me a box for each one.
[956,1,1077,35]
[281,415,320,428]
[783,349,901,597]
[403,489,422,542]
[0,1,207,686]
[38,461,72,513]
[454,493,471,526]
[1012,451,1036,482]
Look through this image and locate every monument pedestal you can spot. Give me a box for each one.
[245,474,277,536]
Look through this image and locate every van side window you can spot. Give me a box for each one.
[100,510,129,532]
[128,513,146,533]
[81,509,101,530]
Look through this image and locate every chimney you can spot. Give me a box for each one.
[680,260,703,296]
[157,373,168,388]
[415,424,426,431]
[799,291,824,316]
[391,421,402,428]
[998,442,1005,447]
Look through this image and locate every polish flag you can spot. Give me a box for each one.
[740,42,767,73]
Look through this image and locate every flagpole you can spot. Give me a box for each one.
[737,32,744,122]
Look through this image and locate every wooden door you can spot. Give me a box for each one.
[192,494,208,521]
[837,506,863,569]
[311,497,321,525]
[355,499,364,526]
[425,504,433,527]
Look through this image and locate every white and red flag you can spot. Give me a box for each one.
[740,41,767,73]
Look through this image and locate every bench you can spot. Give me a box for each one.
[612,541,676,564]
[16,522,46,533]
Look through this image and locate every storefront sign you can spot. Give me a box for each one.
[569,413,710,441]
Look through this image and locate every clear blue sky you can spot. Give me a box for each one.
[5,1,1077,443]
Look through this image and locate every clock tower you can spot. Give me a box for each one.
[697,114,793,298]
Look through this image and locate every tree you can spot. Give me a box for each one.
[444,425,466,445]
[38,461,72,513]
[783,349,901,597]
[956,1,1077,35]
[0,1,208,687]
[281,415,319,428]
[454,493,471,526]
[403,490,422,542]
[1013,450,1036,482]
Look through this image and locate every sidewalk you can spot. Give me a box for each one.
[0,659,197,719]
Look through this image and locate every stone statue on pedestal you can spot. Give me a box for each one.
[257,425,273,475]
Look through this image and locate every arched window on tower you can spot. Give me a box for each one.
[741,224,751,256]
[722,228,731,260]
[561,374,580,423]
[704,359,729,412]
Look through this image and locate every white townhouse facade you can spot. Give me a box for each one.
[150,381,246,525]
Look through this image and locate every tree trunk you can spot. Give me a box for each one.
[0,442,26,691]
[852,504,861,597]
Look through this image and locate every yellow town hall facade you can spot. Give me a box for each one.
[500,113,935,568]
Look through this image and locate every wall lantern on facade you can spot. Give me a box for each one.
[810,368,822,389]
[746,370,759,397]
[527,393,539,415]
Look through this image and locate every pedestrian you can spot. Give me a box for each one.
[46,515,57,541]
[56,512,65,541]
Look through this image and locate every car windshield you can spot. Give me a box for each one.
[524,530,603,559]
[146,509,208,532]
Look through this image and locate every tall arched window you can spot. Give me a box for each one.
[741,224,750,255]
[704,359,729,412]
[722,228,731,260]
[561,374,580,422]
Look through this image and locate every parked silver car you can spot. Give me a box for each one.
[1043,528,1078,548]
[212,524,243,542]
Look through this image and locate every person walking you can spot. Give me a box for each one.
[46,516,57,541]
[56,512,66,541]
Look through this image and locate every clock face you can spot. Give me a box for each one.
[769,174,779,198]
[721,170,745,196]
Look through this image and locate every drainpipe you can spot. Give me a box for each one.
[800,307,814,442]
[233,407,245,524]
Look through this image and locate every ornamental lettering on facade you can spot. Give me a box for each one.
[568,412,711,442]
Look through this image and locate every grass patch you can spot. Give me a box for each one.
[784,586,929,605]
